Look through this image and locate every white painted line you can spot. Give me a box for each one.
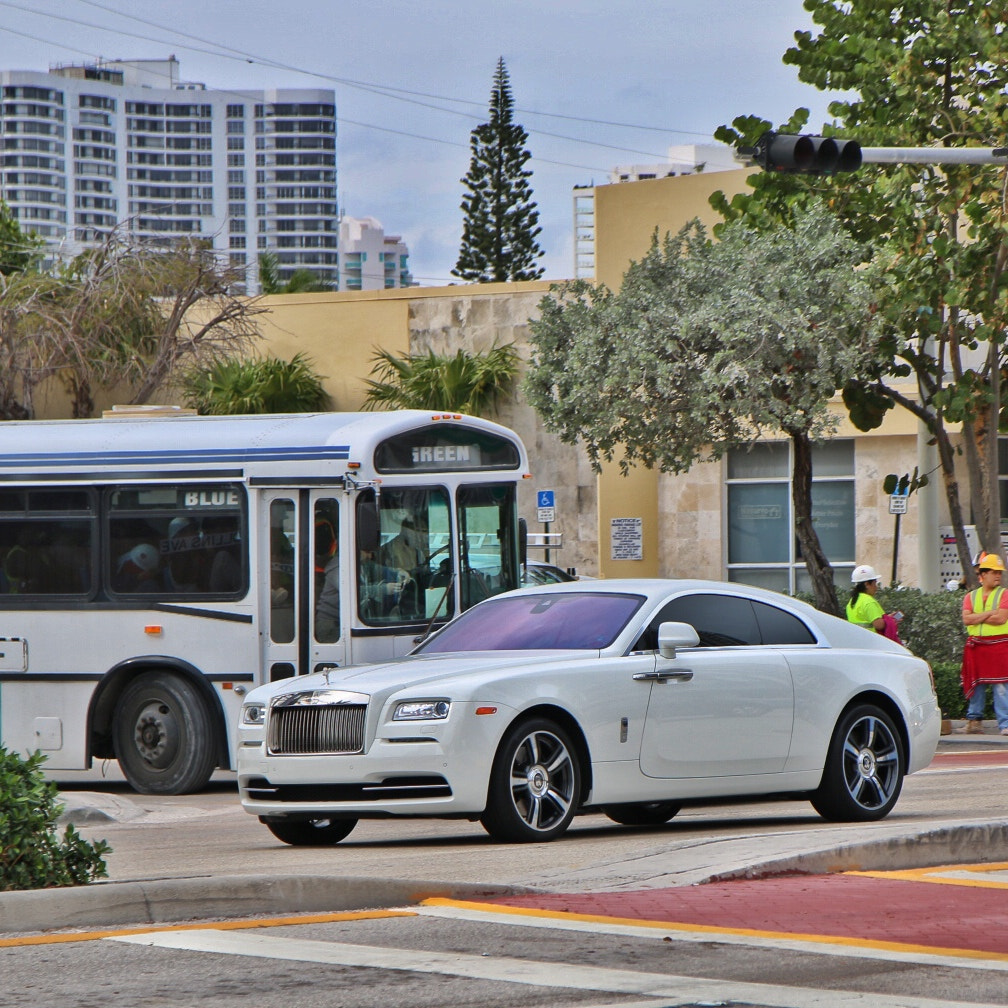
[108,927,997,1007]
[414,902,1008,974]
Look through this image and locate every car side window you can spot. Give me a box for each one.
[631,593,760,651]
[752,600,817,645]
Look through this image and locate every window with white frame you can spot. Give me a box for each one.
[726,440,855,594]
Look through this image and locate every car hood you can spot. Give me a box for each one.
[249,650,598,702]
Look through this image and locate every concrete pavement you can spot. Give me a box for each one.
[2,724,1007,937]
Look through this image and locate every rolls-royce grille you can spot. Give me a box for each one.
[267,703,366,755]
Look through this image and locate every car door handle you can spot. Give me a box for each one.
[632,668,694,683]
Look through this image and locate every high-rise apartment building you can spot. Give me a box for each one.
[338,215,412,291]
[0,57,412,292]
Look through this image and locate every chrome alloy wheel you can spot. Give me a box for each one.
[507,727,577,834]
[840,712,901,811]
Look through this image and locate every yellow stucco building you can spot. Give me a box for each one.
[38,167,964,588]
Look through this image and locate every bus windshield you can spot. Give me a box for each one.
[356,482,520,626]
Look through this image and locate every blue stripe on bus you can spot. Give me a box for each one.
[0,445,352,468]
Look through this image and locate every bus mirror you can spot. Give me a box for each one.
[518,517,528,567]
[358,501,380,552]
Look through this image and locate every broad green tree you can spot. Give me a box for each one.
[715,0,1008,585]
[453,58,545,283]
[363,342,519,416]
[525,205,882,614]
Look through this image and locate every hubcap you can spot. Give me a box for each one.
[509,729,576,833]
[133,701,179,768]
[842,714,899,810]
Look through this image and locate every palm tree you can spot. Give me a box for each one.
[258,250,332,294]
[181,352,330,414]
[362,343,519,416]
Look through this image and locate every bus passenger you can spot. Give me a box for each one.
[114,543,161,593]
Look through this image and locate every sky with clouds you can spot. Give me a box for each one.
[1,0,843,285]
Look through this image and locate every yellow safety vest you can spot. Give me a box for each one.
[967,586,1006,637]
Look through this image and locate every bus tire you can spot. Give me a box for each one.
[113,672,217,795]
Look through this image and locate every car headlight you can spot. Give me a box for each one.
[242,702,268,726]
[393,699,450,721]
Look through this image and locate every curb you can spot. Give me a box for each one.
[707,822,1008,883]
[0,874,529,936]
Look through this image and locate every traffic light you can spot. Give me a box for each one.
[742,131,862,174]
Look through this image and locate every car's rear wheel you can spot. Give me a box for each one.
[261,817,358,846]
[480,718,581,843]
[602,801,682,827]
[811,703,904,821]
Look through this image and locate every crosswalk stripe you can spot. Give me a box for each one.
[108,927,998,1007]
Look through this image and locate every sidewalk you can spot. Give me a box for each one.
[939,719,1008,745]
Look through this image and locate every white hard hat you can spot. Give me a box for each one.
[851,564,880,584]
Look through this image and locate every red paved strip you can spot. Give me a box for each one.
[479,874,1008,956]
[930,750,1008,767]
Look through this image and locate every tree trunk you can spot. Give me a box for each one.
[790,429,840,616]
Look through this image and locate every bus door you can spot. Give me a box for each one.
[260,490,347,682]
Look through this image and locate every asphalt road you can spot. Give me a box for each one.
[2,735,1008,1007]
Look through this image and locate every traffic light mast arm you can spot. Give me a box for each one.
[860,147,1008,166]
[735,132,1008,172]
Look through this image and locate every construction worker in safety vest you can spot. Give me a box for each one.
[960,551,1008,735]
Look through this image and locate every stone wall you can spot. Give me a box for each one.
[407,289,600,576]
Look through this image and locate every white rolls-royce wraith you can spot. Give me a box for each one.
[237,579,941,845]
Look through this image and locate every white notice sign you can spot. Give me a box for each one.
[610,517,643,561]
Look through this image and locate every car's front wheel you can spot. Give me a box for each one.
[480,718,581,843]
[261,817,358,846]
[811,703,904,821]
[602,801,682,827]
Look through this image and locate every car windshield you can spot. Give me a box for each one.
[415,591,645,653]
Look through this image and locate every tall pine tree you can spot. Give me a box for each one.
[453,58,545,282]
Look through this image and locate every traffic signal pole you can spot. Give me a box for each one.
[735,132,1008,172]
[860,147,1008,166]
[735,131,1008,591]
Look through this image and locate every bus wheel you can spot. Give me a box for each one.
[114,672,217,795]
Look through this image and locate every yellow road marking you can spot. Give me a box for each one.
[847,862,1008,888]
[0,907,416,948]
[421,896,1008,964]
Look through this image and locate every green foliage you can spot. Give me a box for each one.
[258,250,331,294]
[715,0,1008,580]
[0,202,43,276]
[454,58,544,282]
[525,203,881,474]
[0,748,109,891]
[182,352,330,415]
[362,342,519,415]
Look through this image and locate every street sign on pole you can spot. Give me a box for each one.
[536,489,555,524]
[889,493,908,515]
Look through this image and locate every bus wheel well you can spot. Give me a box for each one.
[89,659,229,770]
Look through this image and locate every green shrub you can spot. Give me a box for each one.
[0,748,110,891]
[182,352,330,415]
[873,587,967,667]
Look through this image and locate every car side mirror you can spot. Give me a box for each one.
[657,621,700,659]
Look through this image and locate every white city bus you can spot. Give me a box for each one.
[0,409,531,794]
